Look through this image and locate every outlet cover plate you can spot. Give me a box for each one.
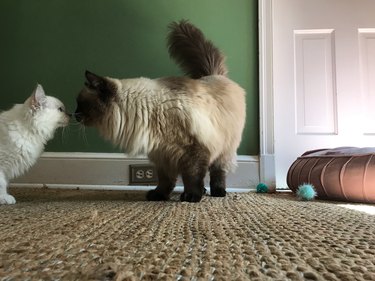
[129,164,158,185]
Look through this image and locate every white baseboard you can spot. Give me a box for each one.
[10,153,260,192]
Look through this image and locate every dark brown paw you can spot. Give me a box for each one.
[180,192,203,202]
[210,188,226,197]
[146,189,169,201]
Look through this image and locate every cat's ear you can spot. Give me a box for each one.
[30,84,47,110]
[85,70,115,103]
[85,71,105,89]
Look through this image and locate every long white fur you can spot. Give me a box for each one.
[0,85,69,204]
[97,75,245,172]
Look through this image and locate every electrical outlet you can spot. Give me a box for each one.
[129,164,158,185]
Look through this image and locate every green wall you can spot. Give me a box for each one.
[0,0,259,155]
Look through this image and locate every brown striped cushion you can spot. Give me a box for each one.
[287,147,375,203]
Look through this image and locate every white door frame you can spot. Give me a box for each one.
[259,0,276,187]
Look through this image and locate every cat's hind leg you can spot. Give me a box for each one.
[179,145,210,203]
[209,160,227,197]
[0,171,16,205]
[146,167,177,201]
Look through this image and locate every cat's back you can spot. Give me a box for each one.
[158,75,244,98]
[155,75,245,159]
[0,104,43,147]
[0,104,23,142]
[0,105,44,178]
[200,75,246,119]
[157,75,245,116]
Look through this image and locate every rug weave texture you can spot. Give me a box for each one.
[0,188,375,281]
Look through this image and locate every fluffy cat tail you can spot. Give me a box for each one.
[167,20,228,79]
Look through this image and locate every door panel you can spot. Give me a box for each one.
[294,29,337,135]
[360,29,375,133]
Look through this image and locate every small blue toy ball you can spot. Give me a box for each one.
[256,182,269,193]
[296,183,317,201]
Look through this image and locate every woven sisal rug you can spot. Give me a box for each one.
[0,187,375,280]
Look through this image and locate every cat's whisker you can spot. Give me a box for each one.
[70,123,82,128]
[60,126,70,145]
[60,127,66,145]
[76,124,88,145]
[69,122,88,144]
[82,126,88,146]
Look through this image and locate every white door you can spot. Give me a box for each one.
[273,0,375,187]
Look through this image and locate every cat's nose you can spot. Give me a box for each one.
[75,112,82,122]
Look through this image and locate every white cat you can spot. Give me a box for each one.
[0,84,70,204]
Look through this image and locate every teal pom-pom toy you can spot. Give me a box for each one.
[296,183,317,201]
[256,182,269,193]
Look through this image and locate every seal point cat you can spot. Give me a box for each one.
[75,20,246,202]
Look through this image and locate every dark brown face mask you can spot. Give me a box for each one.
[74,70,116,126]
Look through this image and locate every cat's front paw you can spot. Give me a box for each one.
[210,188,227,197]
[0,194,16,205]
[180,191,203,203]
[146,189,169,201]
